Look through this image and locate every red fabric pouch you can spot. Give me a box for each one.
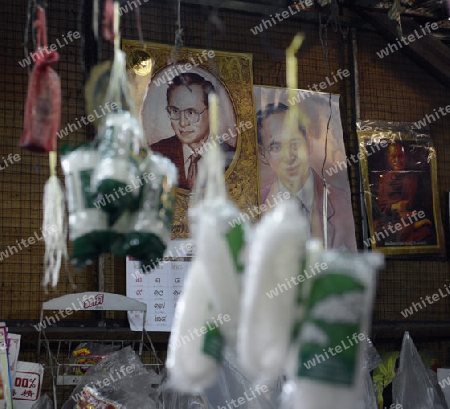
[20,6,61,153]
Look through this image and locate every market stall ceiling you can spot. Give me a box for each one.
[345,0,450,41]
[172,0,450,42]
[170,0,450,86]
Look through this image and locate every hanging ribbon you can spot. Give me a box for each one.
[322,178,329,249]
[104,2,137,119]
[42,151,71,291]
[103,0,115,43]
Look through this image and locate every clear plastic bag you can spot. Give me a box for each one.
[157,376,209,409]
[356,338,382,409]
[69,342,122,376]
[90,112,142,217]
[393,332,449,409]
[204,347,281,409]
[117,152,177,267]
[61,143,112,268]
[31,394,53,409]
[62,346,161,409]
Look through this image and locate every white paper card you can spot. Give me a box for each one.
[12,361,44,408]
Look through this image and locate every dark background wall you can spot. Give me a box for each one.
[1,0,450,376]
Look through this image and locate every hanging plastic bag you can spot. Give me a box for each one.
[90,111,143,220]
[356,338,383,409]
[115,152,177,266]
[90,9,142,220]
[393,331,449,409]
[238,199,309,383]
[281,248,383,409]
[20,6,60,153]
[31,394,53,409]
[167,94,240,393]
[166,257,221,394]
[61,143,114,268]
[205,347,281,409]
[157,375,210,409]
[191,94,247,343]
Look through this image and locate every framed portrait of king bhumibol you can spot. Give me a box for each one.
[357,120,445,257]
[122,40,259,239]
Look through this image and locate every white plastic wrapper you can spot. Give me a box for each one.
[166,258,220,393]
[61,144,112,268]
[91,111,142,215]
[393,331,449,409]
[118,152,178,265]
[282,249,384,409]
[238,199,309,382]
[61,146,107,242]
[205,347,281,409]
[194,201,245,343]
[356,339,382,409]
[127,153,177,245]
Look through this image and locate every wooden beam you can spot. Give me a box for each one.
[351,7,450,89]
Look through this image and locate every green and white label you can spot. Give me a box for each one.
[298,273,366,386]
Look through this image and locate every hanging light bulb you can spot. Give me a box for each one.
[127,49,153,76]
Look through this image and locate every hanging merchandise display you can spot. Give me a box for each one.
[166,256,221,393]
[280,245,383,409]
[90,111,143,220]
[19,5,69,289]
[238,34,309,383]
[393,332,448,409]
[61,143,111,269]
[62,120,177,269]
[190,94,247,344]
[42,151,70,290]
[356,338,382,409]
[61,1,177,270]
[238,200,310,383]
[166,94,248,392]
[117,152,177,267]
[90,2,142,220]
[20,6,60,153]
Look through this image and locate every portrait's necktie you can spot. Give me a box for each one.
[296,197,309,218]
[187,152,202,189]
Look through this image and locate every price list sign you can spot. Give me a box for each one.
[126,254,189,332]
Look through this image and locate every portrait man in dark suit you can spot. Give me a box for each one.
[150,72,236,190]
[257,102,356,251]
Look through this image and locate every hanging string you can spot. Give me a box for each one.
[319,12,331,250]
[78,0,86,76]
[134,1,145,49]
[170,0,190,90]
[318,0,344,249]
[170,0,183,63]
[93,0,99,40]
[23,0,37,76]
[203,7,225,103]
[204,8,224,79]
[319,13,331,182]
[104,1,136,115]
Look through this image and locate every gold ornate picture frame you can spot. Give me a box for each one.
[357,122,445,257]
[122,40,259,238]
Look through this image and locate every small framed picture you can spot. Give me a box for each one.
[357,121,445,257]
